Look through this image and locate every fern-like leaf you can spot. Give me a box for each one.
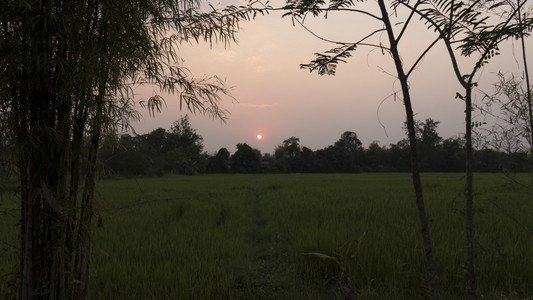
[300,44,357,75]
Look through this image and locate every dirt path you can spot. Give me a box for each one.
[230,187,295,299]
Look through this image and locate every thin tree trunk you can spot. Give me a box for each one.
[65,99,89,298]
[20,170,33,300]
[465,87,476,300]
[75,109,102,300]
[15,62,33,300]
[74,65,108,299]
[439,27,478,299]
[378,1,440,299]
[517,0,533,154]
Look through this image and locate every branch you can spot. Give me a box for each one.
[397,0,424,42]
[294,17,388,48]
[468,0,531,84]
[294,17,345,45]
[406,35,441,78]
[299,26,389,75]
[281,0,382,21]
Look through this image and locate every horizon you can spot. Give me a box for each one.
[129,0,531,155]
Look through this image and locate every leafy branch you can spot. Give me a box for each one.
[301,44,358,75]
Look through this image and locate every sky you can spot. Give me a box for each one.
[131,0,532,155]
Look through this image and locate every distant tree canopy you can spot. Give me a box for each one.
[97,117,531,176]
[99,115,205,175]
[206,147,231,174]
[230,143,262,173]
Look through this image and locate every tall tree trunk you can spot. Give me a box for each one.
[65,98,89,298]
[74,67,108,299]
[16,64,33,300]
[465,87,476,300]
[75,121,101,300]
[378,1,440,299]
[517,0,533,155]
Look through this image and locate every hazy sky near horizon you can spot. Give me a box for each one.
[131,0,532,154]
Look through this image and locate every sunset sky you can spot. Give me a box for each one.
[131,0,531,154]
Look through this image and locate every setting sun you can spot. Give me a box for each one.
[256,134,263,140]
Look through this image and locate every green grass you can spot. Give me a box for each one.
[0,178,19,298]
[1,173,532,299]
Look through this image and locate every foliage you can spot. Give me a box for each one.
[231,143,262,173]
[96,117,531,175]
[0,0,267,297]
[479,72,533,153]
[302,233,365,299]
[401,1,533,296]
[207,147,231,173]
[99,116,206,176]
[279,0,451,296]
[274,137,303,172]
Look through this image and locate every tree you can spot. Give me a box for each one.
[167,115,205,174]
[207,148,231,173]
[475,1,533,158]
[274,136,303,172]
[300,146,316,172]
[334,131,363,153]
[402,1,533,297]
[231,143,262,173]
[0,0,263,298]
[407,119,443,171]
[480,72,533,154]
[98,134,143,176]
[170,116,204,153]
[440,137,465,172]
[100,117,206,175]
[364,141,388,172]
[281,0,442,297]
[333,131,363,172]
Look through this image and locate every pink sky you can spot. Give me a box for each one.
[131,1,531,154]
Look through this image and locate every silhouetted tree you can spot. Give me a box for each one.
[231,143,262,173]
[300,146,316,172]
[261,153,277,173]
[281,0,444,295]
[480,72,533,154]
[332,131,363,172]
[207,148,231,173]
[99,134,150,176]
[275,137,303,172]
[0,0,265,294]
[167,116,205,174]
[100,116,205,175]
[363,141,388,172]
[335,131,363,153]
[440,137,465,172]
[413,119,443,171]
[405,1,533,295]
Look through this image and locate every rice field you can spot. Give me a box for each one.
[1,173,532,299]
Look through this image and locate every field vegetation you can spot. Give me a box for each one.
[2,173,532,299]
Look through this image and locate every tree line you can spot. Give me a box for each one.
[96,116,532,176]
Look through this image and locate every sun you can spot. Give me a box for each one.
[256,134,263,140]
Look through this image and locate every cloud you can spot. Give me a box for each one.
[245,56,270,73]
[239,102,279,108]
[211,50,237,62]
